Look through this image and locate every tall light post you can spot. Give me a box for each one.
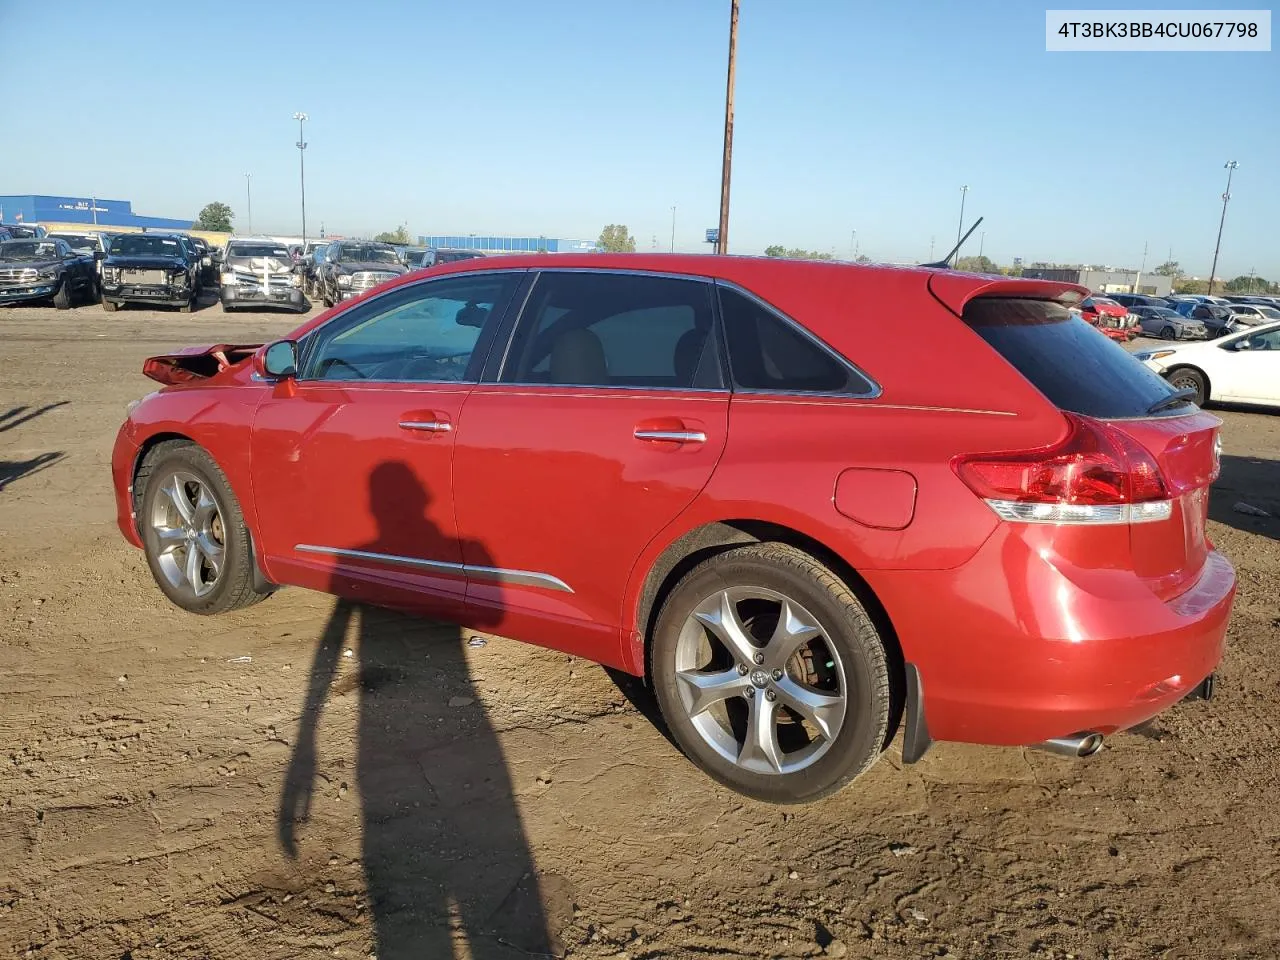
[244,173,252,234]
[293,112,309,247]
[670,204,676,252]
[717,0,739,255]
[1207,160,1238,297]
[955,185,969,255]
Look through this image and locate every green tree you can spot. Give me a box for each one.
[763,246,833,260]
[1174,278,1209,295]
[374,225,412,244]
[1154,260,1181,277]
[598,224,636,253]
[194,202,233,232]
[955,255,1000,274]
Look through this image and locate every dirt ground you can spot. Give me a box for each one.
[2,297,1278,960]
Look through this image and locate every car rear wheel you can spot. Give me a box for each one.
[137,442,269,615]
[1167,367,1208,406]
[651,543,890,803]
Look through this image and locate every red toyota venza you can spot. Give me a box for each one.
[111,254,1234,802]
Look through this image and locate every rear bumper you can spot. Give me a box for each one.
[112,423,144,548]
[871,528,1235,748]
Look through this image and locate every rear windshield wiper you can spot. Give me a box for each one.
[1147,387,1197,415]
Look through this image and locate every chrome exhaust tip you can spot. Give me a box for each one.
[1034,732,1104,758]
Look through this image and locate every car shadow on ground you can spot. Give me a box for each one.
[278,461,564,958]
[1210,454,1280,542]
[0,451,64,491]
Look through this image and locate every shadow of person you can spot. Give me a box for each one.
[1210,453,1280,542]
[279,461,561,958]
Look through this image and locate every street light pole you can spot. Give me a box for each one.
[1207,160,1237,297]
[293,112,309,247]
[717,0,739,255]
[955,185,969,258]
[244,173,252,234]
[670,204,676,253]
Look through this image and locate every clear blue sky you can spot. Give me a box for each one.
[3,1,1277,277]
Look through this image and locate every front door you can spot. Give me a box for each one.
[1228,328,1280,404]
[452,269,730,666]
[250,271,524,617]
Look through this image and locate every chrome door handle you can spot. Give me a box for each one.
[634,429,706,444]
[399,420,452,432]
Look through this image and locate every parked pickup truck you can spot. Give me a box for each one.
[0,238,101,308]
[101,233,199,312]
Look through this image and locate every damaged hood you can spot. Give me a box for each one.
[224,255,294,275]
[0,256,61,271]
[106,254,188,270]
[143,342,263,385]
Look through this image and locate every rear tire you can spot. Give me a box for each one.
[650,543,890,804]
[136,442,270,615]
[53,280,73,310]
[102,299,119,313]
[1167,367,1207,406]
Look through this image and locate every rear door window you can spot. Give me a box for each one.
[964,297,1186,418]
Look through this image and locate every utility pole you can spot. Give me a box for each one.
[979,231,985,258]
[294,112,309,247]
[956,185,969,252]
[1135,240,1147,293]
[717,0,739,255]
[244,174,252,234]
[670,204,676,252]
[929,236,935,260]
[850,229,858,259]
[1207,160,1238,297]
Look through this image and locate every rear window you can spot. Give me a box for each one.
[965,298,1187,418]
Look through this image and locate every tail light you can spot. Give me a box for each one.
[952,413,1172,525]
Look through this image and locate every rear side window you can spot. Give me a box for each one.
[717,285,874,395]
[964,298,1183,418]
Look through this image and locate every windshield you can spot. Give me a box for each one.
[111,235,184,257]
[53,235,98,251]
[228,243,291,259]
[339,244,399,264]
[0,240,58,260]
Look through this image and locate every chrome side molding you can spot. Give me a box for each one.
[294,544,574,593]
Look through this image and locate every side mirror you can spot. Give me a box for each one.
[93,250,106,260]
[259,340,299,378]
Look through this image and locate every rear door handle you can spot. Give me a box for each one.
[399,419,452,433]
[634,427,706,444]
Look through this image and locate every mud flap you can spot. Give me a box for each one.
[902,662,932,764]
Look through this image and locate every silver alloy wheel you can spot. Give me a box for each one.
[148,470,225,599]
[673,586,847,775]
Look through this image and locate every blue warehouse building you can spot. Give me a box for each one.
[420,234,598,254]
[0,194,192,231]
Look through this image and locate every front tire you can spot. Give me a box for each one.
[53,280,73,310]
[136,442,269,615]
[1161,325,1176,340]
[102,299,119,313]
[650,543,890,804]
[1167,366,1208,406]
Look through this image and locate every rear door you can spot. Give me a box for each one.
[452,269,729,665]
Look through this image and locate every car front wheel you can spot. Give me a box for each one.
[1167,367,1208,406]
[137,442,269,615]
[651,543,890,803]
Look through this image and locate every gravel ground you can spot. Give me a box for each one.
[1,300,1278,960]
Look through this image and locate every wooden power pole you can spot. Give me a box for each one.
[717,0,739,255]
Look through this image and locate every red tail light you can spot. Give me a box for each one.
[952,413,1172,524]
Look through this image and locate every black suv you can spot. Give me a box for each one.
[315,240,407,306]
[0,238,100,308]
[101,233,200,312]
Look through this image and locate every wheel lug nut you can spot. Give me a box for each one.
[771,669,783,681]
[765,690,777,702]
[737,664,749,676]
[744,688,755,698]
[753,653,765,665]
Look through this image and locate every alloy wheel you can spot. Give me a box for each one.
[673,587,847,775]
[148,471,225,599]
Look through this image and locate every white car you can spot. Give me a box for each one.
[1134,322,1280,409]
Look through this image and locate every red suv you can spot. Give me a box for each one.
[111,255,1234,803]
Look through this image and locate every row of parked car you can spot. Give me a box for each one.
[1076,290,1280,343]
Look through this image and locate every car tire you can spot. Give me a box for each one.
[102,299,119,313]
[1161,325,1177,340]
[87,277,102,305]
[136,442,270,615]
[650,542,890,804]
[179,297,193,313]
[1167,366,1208,406]
[53,280,73,310]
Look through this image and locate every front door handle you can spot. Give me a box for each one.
[634,426,706,444]
[399,419,452,433]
